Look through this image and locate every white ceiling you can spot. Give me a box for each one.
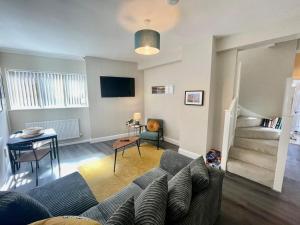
[0,0,300,63]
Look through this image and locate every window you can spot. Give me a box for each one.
[6,70,88,110]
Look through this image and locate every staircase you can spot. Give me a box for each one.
[227,116,280,188]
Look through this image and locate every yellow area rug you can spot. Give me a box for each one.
[79,143,164,201]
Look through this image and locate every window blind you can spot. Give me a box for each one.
[6,70,88,110]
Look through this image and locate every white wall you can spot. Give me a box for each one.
[238,40,297,117]
[85,57,144,140]
[0,83,10,186]
[211,49,238,150]
[144,62,182,143]
[216,18,300,52]
[0,52,91,143]
[0,52,145,145]
[144,37,215,156]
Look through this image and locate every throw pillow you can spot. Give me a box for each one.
[106,197,135,225]
[189,156,209,193]
[147,120,160,132]
[0,191,51,225]
[135,175,168,225]
[30,216,100,225]
[167,166,192,221]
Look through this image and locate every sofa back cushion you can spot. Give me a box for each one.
[106,197,135,225]
[135,175,168,225]
[160,150,192,176]
[27,172,98,216]
[189,156,209,193]
[0,191,51,225]
[167,166,192,222]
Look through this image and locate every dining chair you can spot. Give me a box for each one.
[14,130,55,159]
[10,142,53,186]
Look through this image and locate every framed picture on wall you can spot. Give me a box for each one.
[184,90,204,106]
[152,86,166,94]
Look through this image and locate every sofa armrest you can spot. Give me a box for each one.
[27,172,98,216]
[172,167,225,225]
[207,167,225,224]
[159,150,193,175]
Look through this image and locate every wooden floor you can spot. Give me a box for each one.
[6,141,300,224]
[6,140,178,191]
[217,144,300,225]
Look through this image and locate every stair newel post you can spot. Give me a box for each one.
[221,98,238,170]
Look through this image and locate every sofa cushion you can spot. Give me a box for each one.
[167,166,192,221]
[135,175,168,225]
[27,172,98,216]
[81,183,142,224]
[160,150,193,176]
[140,131,158,140]
[167,167,225,225]
[0,191,51,225]
[106,197,135,225]
[189,156,209,193]
[133,168,173,189]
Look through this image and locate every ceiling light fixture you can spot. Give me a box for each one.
[134,19,160,56]
[134,29,160,55]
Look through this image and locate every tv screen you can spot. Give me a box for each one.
[100,76,135,97]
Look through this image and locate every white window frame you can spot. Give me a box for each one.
[6,69,89,111]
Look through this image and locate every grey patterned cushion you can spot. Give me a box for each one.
[133,168,173,189]
[135,175,168,225]
[189,156,209,193]
[106,197,135,225]
[81,183,142,224]
[166,167,225,225]
[160,150,192,176]
[167,166,192,221]
[0,191,51,225]
[27,172,98,216]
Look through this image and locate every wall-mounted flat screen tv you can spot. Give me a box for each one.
[100,76,135,97]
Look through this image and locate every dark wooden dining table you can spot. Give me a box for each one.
[7,128,61,175]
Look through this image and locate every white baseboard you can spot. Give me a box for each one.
[178,148,201,159]
[90,134,179,145]
[57,134,178,147]
[164,137,179,145]
[90,133,128,144]
[38,139,90,149]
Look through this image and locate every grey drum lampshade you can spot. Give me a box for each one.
[134,29,160,55]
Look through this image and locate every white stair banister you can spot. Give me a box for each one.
[221,98,238,170]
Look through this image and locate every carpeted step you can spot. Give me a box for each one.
[236,116,262,128]
[234,137,278,155]
[235,127,281,140]
[227,159,274,188]
[229,147,276,171]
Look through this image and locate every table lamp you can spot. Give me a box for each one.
[133,112,141,125]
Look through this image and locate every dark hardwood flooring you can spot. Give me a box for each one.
[5,140,178,191]
[5,140,300,224]
[216,144,300,225]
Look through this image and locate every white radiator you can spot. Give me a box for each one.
[25,119,80,140]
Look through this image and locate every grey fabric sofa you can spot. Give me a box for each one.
[26,150,224,225]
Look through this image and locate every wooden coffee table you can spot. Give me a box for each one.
[112,136,141,172]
